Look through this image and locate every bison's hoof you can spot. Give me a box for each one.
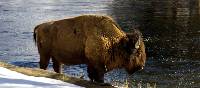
[94,82,112,86]
[99,83,112,86]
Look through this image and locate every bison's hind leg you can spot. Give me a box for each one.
[52,57,62,73]
[39,53,50,70]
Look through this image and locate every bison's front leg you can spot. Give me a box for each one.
[87,64,105,83]
[94,70,105,83]
[87,64,95,82]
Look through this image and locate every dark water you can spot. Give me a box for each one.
[0,0,200,87]
[110,0,200,87]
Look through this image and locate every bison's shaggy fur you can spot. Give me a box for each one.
[33,15,146,83]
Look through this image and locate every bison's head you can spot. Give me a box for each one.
[124,31,146,74]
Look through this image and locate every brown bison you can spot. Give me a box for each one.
[33,15,146,83]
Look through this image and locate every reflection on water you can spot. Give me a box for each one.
[0,0,200,87]
[111,0,200,59]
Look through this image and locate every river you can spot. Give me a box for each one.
[0,0,199,87]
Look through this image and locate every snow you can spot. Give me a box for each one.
[0,67,84,88]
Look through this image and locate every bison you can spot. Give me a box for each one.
[33,15,146,83]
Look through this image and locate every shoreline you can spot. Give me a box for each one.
[0,61,114,88]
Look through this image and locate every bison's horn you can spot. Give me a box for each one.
[135,37,140,49]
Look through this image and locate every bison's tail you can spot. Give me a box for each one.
[33,25,39,46]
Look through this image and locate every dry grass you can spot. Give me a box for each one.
[0,61,114,88]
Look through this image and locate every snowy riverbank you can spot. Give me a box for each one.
[0,67,83,88]
[0,61,114,88]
